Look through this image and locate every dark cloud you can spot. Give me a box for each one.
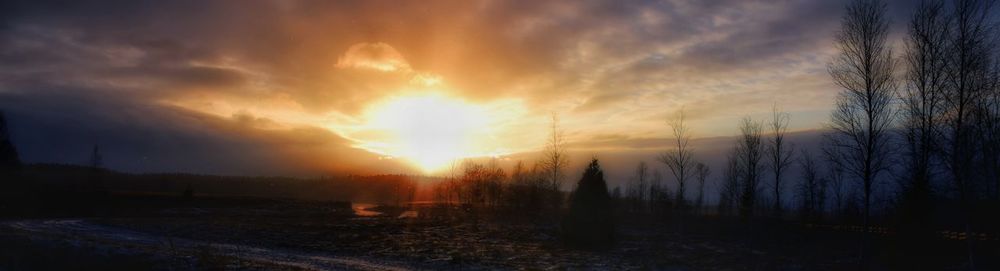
[0,87,407,176]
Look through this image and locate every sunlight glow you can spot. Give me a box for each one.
[362,94,492,172]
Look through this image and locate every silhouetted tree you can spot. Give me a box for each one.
[736,117,764,219]
[542,114,569,211]
[183,183,195,199]
[825,153,849,219]
[483,159,505,209]
[89,144,103,169]
[508,160,539,213]
[767,106,794,216]
[88,144,106,193]
[650,169,671,215]
[659,109,695,209]
[456,160,505,209]
[0,111,20,174]
[940,0,996,267]
[983,51,1000,203]
[610,186,623,213]
[900,0,947,200]
[719,152,741,216]
[826,0,896,264]
[898,1,948,261]
[562,159,614,249]
[627,161,650,212]
[694,162,710,213]
[610,186,622,203]
[797,150,826,222]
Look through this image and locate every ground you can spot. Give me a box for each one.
[0,198,996,270]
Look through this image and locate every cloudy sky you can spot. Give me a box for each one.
[0,0,919,180]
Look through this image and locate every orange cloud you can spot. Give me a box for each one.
[335,42,411,72]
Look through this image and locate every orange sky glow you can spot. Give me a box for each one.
[0,1,860,176]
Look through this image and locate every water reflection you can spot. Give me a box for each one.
[351,203,382,217]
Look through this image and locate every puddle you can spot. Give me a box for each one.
[351,203,383,217]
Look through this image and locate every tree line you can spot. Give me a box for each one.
[427,0,1000,264]
[429,114,569,220]
[653,0,998,267]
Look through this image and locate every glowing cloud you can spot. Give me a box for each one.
[410,73,444,87]
[335,42,412,72]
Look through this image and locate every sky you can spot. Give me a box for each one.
[0,0,921,183]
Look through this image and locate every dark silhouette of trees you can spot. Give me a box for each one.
[0,111,23,215]
[826,0,896,264]
[626,161,650,212]
[507,161,543,215]
[983,48,1000,203]
[87,144,107,194]
[659,109,695,208]
[183,183,195,199]
[694,162,709,213]
[610,186,622,206]
[455,160,505,209]
[797,150,827,222]
[562,158,614,249]
[940,0,996,267]
[767,106,794,216]
[89,144,103,169]
[393,174,418,208]
[897,1,948,261]
[900,0,947,203]
[736,117,764,219]
[542,114,568,211]
[649,169,672,215]
[825,153,849,220]
[718,152,741,216]
[0,111,20,174]
[483,160,504,209]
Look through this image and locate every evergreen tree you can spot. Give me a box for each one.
[0,111,21,173]
[562,158,614,248]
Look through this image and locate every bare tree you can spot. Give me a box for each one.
[627,161,650,212]
[718,151,742,216]
[650,169,669,214]
[542,113,569,210]
[484,159,505,209]
[901,0,948,193]
[942,0,993,203]
[941,0,997,267]
[87,144,106,193]
[507,160,536,213]
[985,58,1000,202]
[983,47,1000,203]
[767,105,794,216]
[898,0,950,249]
[89,144,103,169]
[510,160,527,203]
[825,151,849,219]
[659,109,695,208]
[797,150,826,222]
[736,117,764,219]
[695,162,710,213]
[826,0,897,265]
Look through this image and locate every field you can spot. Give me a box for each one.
[2,193,996,270]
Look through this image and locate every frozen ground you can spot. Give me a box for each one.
[1,219,420,270]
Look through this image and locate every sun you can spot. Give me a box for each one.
[362,94,491,172]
